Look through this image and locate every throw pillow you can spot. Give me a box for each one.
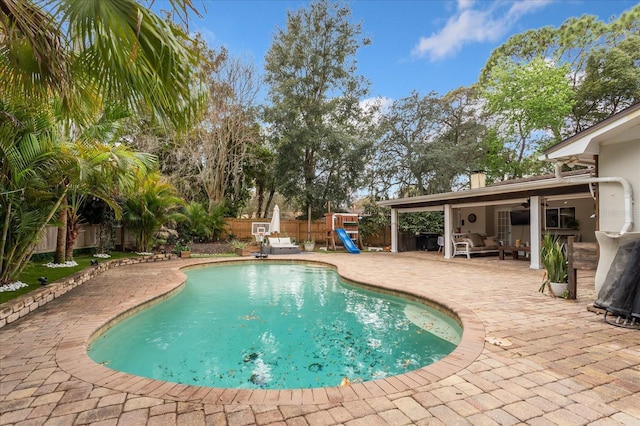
[484,237,498,247]
[461,237,474,247]
[468,233,485,247]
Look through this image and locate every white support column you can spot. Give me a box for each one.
[390,208,398,253]
[529,195,542,269]
[444,204,453,259]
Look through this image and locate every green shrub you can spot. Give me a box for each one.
[539,234,568,292]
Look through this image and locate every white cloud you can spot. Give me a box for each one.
[457,0,476,11]
[360,96,393,124]
[412,0,553,61]
[360,96,393,112]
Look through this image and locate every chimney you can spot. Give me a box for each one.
[470,171,486,189]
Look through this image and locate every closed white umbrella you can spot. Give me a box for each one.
[270,205,281,235]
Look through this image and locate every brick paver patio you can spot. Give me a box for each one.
[1,252,639,425]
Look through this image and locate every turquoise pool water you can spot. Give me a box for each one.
[88,262,461,389]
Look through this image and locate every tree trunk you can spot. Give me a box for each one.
[256,183,264,218]
[265,190,275,220]
[53,198,68,264]
[0,200,13,281]
[65,216,80,261]
[307,204,312,241]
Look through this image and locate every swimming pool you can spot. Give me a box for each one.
[88,262,461,389]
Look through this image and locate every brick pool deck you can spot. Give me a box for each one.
[1,252,639,425]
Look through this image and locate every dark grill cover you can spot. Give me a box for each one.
[597,240,640,319]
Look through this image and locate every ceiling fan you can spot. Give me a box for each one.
[519,198,548,209]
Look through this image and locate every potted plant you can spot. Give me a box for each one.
[303,240,315,252]
[231,240,252,256]
[539,234,568,297]
[175,241,191,258]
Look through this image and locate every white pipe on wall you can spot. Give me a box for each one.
[554,163,634,236]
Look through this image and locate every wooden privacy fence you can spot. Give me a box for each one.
[223,218,391,247]
[33,225,101,254]
[31,220,392,255]
[33,225,137,254]
[223,219,330,244]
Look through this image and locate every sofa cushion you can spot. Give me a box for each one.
[269,237,297,247]
[483,236,498,247]
[460,237,474,247]
[468,233,485,247]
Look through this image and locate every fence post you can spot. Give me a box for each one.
[567,236,577,300]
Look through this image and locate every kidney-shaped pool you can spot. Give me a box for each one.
[88,262,462,389]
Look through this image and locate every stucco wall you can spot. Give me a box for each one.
[545,198,597,242]
[458,206,487,234]
[598,139,640,233]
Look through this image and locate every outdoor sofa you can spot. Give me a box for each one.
[266,237,300,254]
[452,233,500,258]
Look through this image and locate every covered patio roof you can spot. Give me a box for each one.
[378,170,594,268]
[378,169,592,211]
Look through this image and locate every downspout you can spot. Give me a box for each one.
[554,163,634,236]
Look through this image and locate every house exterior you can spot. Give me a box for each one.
[378,102,639,272]
[540,102,639,236]
[540,102,639,292]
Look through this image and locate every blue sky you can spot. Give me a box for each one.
[171,0,637,102]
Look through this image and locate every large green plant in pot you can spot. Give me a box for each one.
[539,234,568,296]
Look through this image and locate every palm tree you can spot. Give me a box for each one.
[62,141,156,261]
[123,172,185,252]
[0,0,206,282]
[182,201,228,243]
[0,99,67,283]
[51,104,155,262]
[1,0,206,128]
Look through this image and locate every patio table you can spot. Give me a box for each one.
[498,245,531,260]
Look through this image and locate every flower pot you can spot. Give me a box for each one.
[236,246,258,256]
[180,251,191,258]
[549,281,568,297]
[304,243,315,252]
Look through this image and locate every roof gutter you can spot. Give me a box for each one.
[554,163,634,236]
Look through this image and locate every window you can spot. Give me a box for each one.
[546,209,559,228]
[545,207,576,229]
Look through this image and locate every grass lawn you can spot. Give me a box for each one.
[0,250,239,305]
[0,252,138,305]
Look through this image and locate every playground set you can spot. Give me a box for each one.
[249,212,362,255]
[325,213,361,254]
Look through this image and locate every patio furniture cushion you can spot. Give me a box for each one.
[266,237,300,254]
[268,237,296,247]
[467,233,485,247]
[483,236,498,247]
[460,237,474,247]
[452,233,500,258]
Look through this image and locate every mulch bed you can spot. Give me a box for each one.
[190,242,233,255]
